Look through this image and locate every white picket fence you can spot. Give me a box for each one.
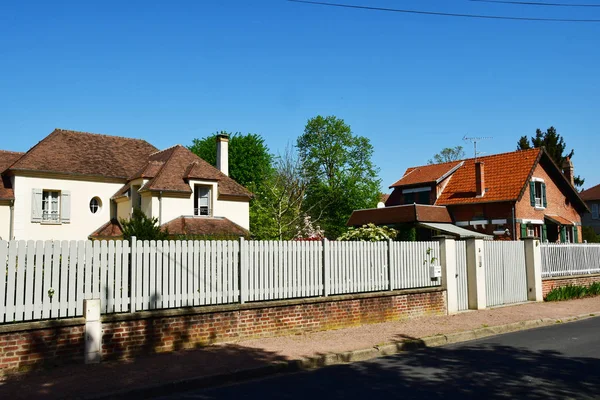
[0,238,441,324]
[541,243,600,278]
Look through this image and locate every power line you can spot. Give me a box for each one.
[288,0,600,22]
[470,0,600,7]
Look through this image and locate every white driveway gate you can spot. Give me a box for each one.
[455,241,469,311]
[484,241,528,307]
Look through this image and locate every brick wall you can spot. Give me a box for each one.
[542,274,600,297]
[0,288,446,373]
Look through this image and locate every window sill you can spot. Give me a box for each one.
[534,206,546,211]
[40,221,62,225]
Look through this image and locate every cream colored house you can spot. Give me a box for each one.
[0,129,250,241]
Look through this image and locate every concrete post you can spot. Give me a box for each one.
[523,237,543,302]
[84,299,102,364]
[466,238,487,310]
[439,237,458,315]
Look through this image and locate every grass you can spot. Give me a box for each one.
[545,282,600,302]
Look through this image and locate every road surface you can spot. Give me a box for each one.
[156,316,600,399]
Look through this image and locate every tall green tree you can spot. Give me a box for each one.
[428,146,465,164]
[188,132,275,239]
[297,115,381,239]
[517,126,584,188]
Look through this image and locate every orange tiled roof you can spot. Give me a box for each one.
[581,184,600,201]
[347,204,452,226]
[390,161,463,188]
[436,148,542,205]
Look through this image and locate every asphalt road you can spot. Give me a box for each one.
[156,317,600,400]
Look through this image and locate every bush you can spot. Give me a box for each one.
[120,208,169,241]
[337,223,397,242]
[582,226,600,243]
[545,282,600,301]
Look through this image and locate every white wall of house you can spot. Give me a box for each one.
[12,175,124,241]
[0,203,11,240]
[116,198,131,222]
[214,199,249,230]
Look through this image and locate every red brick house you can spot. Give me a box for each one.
[348,148,587,242]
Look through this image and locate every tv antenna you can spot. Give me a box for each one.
[463,136,493,161]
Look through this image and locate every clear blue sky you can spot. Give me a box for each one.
[1,0,599,190]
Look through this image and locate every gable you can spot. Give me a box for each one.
[390,161,463,188]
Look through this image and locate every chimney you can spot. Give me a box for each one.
[475,161,485,197]
[562,157,574,187]
[216,133,229,176]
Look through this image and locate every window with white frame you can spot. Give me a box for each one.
[593,203,599,220]
[194,185,211,216]
[42,190,60,222]
[530,179,547,209]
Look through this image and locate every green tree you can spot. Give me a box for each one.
[516,127,584,188]
[297,115,381,239]
[188,132,272,190]
[120,208,169,241]
[188,132,275,239]
[428,146,465,164]
[582,226,600,243]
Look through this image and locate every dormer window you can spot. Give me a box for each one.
[194,185,211,216]
[402,187,431,205]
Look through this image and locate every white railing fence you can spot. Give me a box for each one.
[541,243,600,278]
[1,238,441,324]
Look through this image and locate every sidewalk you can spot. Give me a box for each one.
[2,297,600,399]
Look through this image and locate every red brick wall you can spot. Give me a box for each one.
[516,162,582,242]
[0,289,446,373]
[542,274,600,297]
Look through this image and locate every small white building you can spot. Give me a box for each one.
[0,129,251,241]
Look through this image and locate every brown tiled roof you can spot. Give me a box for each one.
[391,161,463,188]
[0,150,25,200]
[139,145,252,199]
[347,204,452,226]
[380,194,390,203]
[162,216,249,237]
[89,219,123,239]
[545,215,574,226]
[9,129,158,179]
[436,148,542,205]
[581,184,600,201]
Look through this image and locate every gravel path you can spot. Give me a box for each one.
[234,297,600,359]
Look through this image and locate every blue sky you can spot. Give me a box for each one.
[1,0,599,190]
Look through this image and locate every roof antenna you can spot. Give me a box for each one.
[463,136,493,161]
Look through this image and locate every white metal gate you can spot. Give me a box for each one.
[456,241,469,311]
[484,241,528,307]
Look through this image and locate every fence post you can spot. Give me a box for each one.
[523,238,543,302]
[466,238,487,310]
[322,238,330,297]
[388,239,393,291]
[239,237,248,304]
[130,236,137,313]
[439,236,458,315]
[84,298,101,364]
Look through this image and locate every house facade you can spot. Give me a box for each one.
[348,148,587,242]
[580,184,600,235]
[0,129,251,241]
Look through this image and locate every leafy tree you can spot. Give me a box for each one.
[297,115,381,239]
[188,131,273,190]
[516,127,584,188]
[252,145,312,240]
[120,208,169,241]
[582,226,600,243]
[338,223,397,242]
[428,146,465,164]
[188,132,275,239]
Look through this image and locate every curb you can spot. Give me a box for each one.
[89,311,600,399]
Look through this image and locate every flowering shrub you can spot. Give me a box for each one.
[337,223,397,242]
[294,215,325,240]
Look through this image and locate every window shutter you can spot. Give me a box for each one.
[61,191,71,224]
[542,225,547,242]
[520,223,527,239]
[542,183,547,208]
[573,226,579,243]
[31,188,43,223]
[529,182,536,206]
[560,226,566,243]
